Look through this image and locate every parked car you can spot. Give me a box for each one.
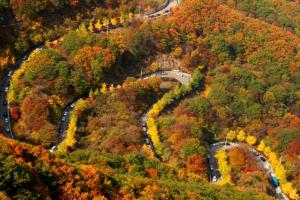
[212,175,217,182]
[271,173,280,188]
[22,55,28,60]
[142,124,147,132]
[49,146,57,153]
[4,118,9,123]
[2,112,8,117]
[260,156,266,162]
[62,116,66,122]
[145,137,151,145]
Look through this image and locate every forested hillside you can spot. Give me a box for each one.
[0,0,299,199]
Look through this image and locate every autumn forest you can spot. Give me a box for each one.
[0,0,299,199]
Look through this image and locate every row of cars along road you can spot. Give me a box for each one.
[0,48,42,139]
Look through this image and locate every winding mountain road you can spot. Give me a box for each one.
[0,0,180,141]
[0,1,292,199]
[51,70,192,152]
[208,142,288,200]
[139,70,192,157]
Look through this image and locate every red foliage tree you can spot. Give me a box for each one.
[186,154,207,175]
[10,106,20,121]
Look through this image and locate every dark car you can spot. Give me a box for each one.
[3,101,7,106]
[260,156,266,162]
[2,112,8,118]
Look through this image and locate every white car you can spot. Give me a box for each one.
[4,118,9,123]
[22,55,28,60]
[62,116,66,122]
[49,146,57,153]
[70,103,75,108]
[212,176,217,182]
[63,112,68,116]
[5,87,8,92]
[8,71,12,76]
[145,138,151,145]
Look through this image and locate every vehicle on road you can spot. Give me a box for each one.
[5,87,8,92]
[62,116,66,122]
[215,169,221,178]
[3,101,7,106]
[2,112,8,117]
[70,103,75,108]
[145,137,151,145]
[63,112,68,116]
[142,123,147,131]
[49,145,57,152]
[8,71,12,77]
[5,127,10,133]
[271,173,280,188]
[260,156,266,162]
[22,55,28,60]
[4,118,9,123]
[212,175,217,182]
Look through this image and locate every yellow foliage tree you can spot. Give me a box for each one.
[109,84,114,92]
[246,135,257,145]
[103,18,109,27]
[226,130,236,141]
[257,140,265,152]
[57,99,88,153]
[146,116,162,154]
[236,130,246,141]
[111,17,118,26]
[263,146,272,157]
[282,182,299,200]
[215,149,232,185]
[100,83,107,94]
[95,20,102,30]
[88,20,94,32]
[255,139,299,199]
[120,13,126,25]
[128,12,133,22]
